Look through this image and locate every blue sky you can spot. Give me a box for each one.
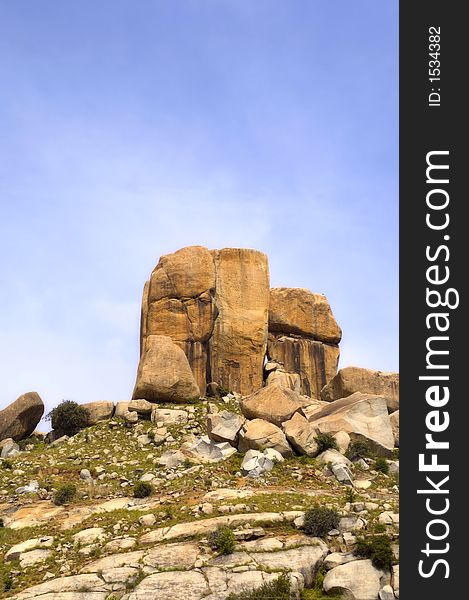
[0,1,398,418]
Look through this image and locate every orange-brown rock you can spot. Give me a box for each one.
[140,246,217,394]
[133,335,200,403]
[0,392,45,442]
[267,334,339,399]
[239,385,304,427]
[269,288,342,344]
[209,248,270,395]
[320,366,399,412]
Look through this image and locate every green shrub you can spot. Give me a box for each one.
[303,506,340,537]
[133,481,153,498]
[1,459,13,470]
[355,535,394,569]
[344,487,357,504]
[373,457,389,474]
[0,517,4,527]
[54,483,77,506]
[2,572,13,592]
[226,573,291,599]
[346,439,372,461]
[218,385,231,397]
[46,400,89,436]
[209,525,236,555]
[314,432,338,453]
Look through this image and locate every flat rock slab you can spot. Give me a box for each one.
[127,571,208,600]
[139,511,304,544]
[10,574,107,599]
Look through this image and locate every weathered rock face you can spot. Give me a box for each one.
[307,392,395,456]
[268,334,340,399]
[0,392,44,442]
[137,246,269,397]
[207,411,245,444]
[282,412,319,457]
[239,386,304,427]
[133,335,200,403]
[238,418,294,457]
[269,287,342,344]
[323,559,386,600]
[265,369,301,393]
[321,366,399,413]
[209,248,270,396]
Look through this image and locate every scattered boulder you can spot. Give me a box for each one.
[380,584,396,599]
[133,335,200,403]
[240,385,304,427]
[332,463,354,486]
[1,438,20,458]
[334,430,351,454]
[207,410,245,444]
[241,450,274,477]
[157,450,186,468]
[282,412,319,457]
[128,399,154,415]
[151,407,189,425]
[82,401,114,425]
[316,449,352,467]
[308,392,395,457]
[321,366,399,413]
[0,392,44,442]
[238,419,294,457]
[186,435,237,462]
[390,410,399,446]
[114,401,130,417]
[323,559,386,600]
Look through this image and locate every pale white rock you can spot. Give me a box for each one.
[139,513,156,527]
[143,542,200,569]
[104,538,137,553]
[323,559,385,600]
[379,584,396,599]
[324,552,357,570]
[101,566,138,584]
[19,548,52,568]
[80,550,145,573]
[317,449,352,467]
[151,407,189,425]
[72,527,106,546]
[283,412,319,457]
[6,536,54,561]
[157,450,186,468]
[128,571,208,600]
[207,410,245,444]
[392,564,399,598]
[9,574,107,599]
[334,430,351,454]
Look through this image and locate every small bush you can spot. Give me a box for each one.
[218,385,231,397]
[3,572,13,592]
[133,481,153,498]
[303,506,340,537]
[1,459,13,470]
[344,488,357,504]
[0,517,4,527]
[373,457,389,474]
[355,535,394,569]
[226,573,291,599]
[209,525,236,555]
[54,483,77,506]
[46,400,89,436]
[346,439,372,461]
[314,432,338,453]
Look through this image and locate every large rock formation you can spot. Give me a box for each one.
[137,246,269,398]
[0,392,45,442]
[135,247,342,401]
[239,386,304,427]
[267,288,341,399]
[321,366,399,412]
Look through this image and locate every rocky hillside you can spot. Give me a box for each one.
[0,247,399,600]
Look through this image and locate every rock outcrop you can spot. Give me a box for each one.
[321,366,399,412]
[238,418,294,457]
[267,287,341,399]
[136,246,269,398]
[0,392,44,442]
[307,392,395,456]
[133,335,200,403]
